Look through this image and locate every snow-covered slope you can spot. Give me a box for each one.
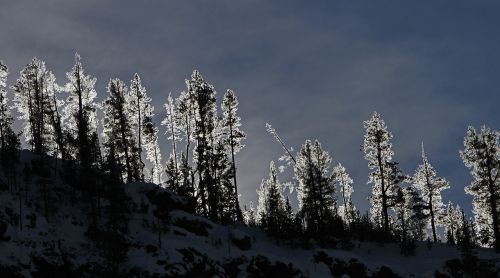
[0,155,499,277]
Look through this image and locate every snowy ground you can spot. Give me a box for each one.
[0,171,499,277]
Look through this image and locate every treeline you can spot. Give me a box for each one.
[0,55,499,256]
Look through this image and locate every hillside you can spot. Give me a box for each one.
[0,153,498,277]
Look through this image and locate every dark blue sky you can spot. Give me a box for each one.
[2,1,500,214]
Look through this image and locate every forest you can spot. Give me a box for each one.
[0,54,499,266]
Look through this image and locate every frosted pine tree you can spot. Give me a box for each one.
[142,104,163,184]
[62,53,100,167]
[405,186,427,241]
[162,93,181,187]
[222,89,246,221]
[333,163,356,224]
[102,78,140,183]
[176,90,196,164]
[186,70,218,217]
[129,73,151,181]
[0,60,20,188]
[412,144,449,242]
[460,126,500,251]
[243,201,257,227]
[0,61,13,149]
[393,187,410,243]
[257,161,287,236]
[444,202,463,245]
[294,139,336,236]
[363,111,404,233]
[12,58,58,155]
[48,80,66,159]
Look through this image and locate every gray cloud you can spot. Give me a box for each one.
[1,1,500,215]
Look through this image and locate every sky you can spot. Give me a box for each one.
[1,1,500,215]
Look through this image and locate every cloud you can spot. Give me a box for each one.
[1,1,500,215]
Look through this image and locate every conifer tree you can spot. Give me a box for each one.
[405,186,427,241]
[363,111,404,234]
[176,90,195,164]
[460,126,500,251]
[162,93,180,187]
[142,104,163,184]
[222,89,246,222]
[129,73,151,181]
[62,53,100,167]
[393,186,426,244]
[0,61,12,150]
[13,58,58,155]
[257,161,287,236]
[186,70,218,218]
[243,202,257,227]
[103,78,140,183]
[445,202,462,245]
[0,61,21,188]
[294,139,336,237]
[333,163,356,224]
[211,139,236,222]
[412,144,449,242]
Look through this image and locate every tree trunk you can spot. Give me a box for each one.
[377,145,389,234]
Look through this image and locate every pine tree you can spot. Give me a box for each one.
[363,111,404,234]
[47,83,66,160]
[0,61,12,150]
[460,126,500,251]
[393,186,426,244]
[412,144,449,242]
[212,139,236,222]
[222,89,246,222]
[333,163,356,224]
[129,73,151,181]
[12,58,58,155]
[257,161,287,236]
[176,90,195,165]
[0,61,20,189]
[243,202,257,227]
[0,60,22,226]
[162,93,180,187]
[405,186,427,241]
[444,202,462,246]
[62,53,100,166]
[178,153,196,211]
[103,78,139,183]
[186,70,218,218]
[62,54,101,205]
[294,139,336,237]
[142,104,163,184]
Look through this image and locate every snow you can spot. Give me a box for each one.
[0,151,499,277]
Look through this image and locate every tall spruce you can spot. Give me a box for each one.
[294,139,336,237]
[62,54,101,177]
[129,73,151,181]
[333,163,356,224]
[0,61,12,150]
[142,104,163,184]
[222,89,246,222]
[186,70,218,218]
[412,144,449,242]
[257,161,287,236]
[13,58,58,155]
[444,202,463,245]
[460,126,500,251]
[162,93,180,187]
[363,111,404,234]
[0,60,21,189]
[176,90,195,165]
[103,78,140,183]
